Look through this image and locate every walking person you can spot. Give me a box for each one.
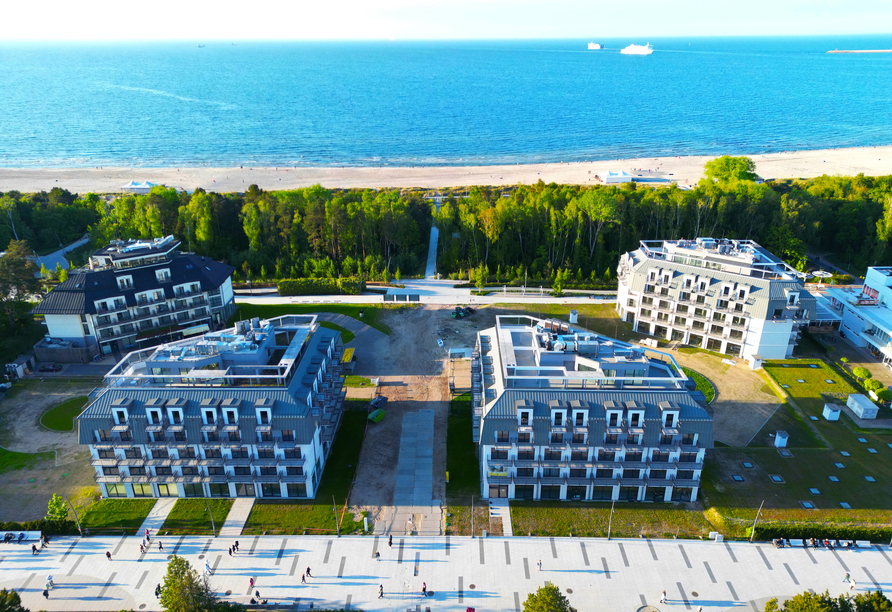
[537,559,542,571]
[422,582,427,597]
[660,590,667,604]
[228,547,232,556]
[378,584,384,599]
[234,540,239,552]
[158,541,163,551]
[375,550,380,561]
[306,567,313,578]
[388,535,393,548]
[31,544,38,555]
[844,573,850,583]
[301,573,306,584]
[140,543,145,554]
[249,578,255,589]
[850,579,857,591]
[106,551,112,561]
[43,589,48,600]
[205,560,211,575]
[145,528,151,541]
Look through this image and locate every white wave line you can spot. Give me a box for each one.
[100,83,236,110]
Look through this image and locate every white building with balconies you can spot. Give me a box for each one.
[825,267,892,367]
[617,238,817,363]
[475,316,712,503]
[77,315,346,500]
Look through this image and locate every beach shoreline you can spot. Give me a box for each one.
[1,146,891,193]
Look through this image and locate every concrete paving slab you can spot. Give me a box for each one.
[219,498,255,536]
[138,498,177,536]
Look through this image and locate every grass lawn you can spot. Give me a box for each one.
[681,367,716,404]
[228,303,390,335]
[444,393,488,535]
[0,446,55,474]
[40,396,89,431]
[699,358,892,538]
[161,499,234,535]
[80,498,157,534]
[318,321,355,344]
[510,502,714,539]
[344,375,374,388]
[243,411,367,535]
[678,346,729,359]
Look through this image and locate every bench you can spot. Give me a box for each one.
[855,540,873,549]
[839,540,854,548]
[789,539,805,547]
[2,531,42,544]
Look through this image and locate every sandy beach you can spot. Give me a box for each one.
[2,146,891,194]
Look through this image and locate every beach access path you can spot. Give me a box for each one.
[1,534,889,611]
[2,146,891,193]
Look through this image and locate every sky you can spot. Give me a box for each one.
[4,0,892,40]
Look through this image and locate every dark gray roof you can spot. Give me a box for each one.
[33,253,233,316]
[77,387,320,445]
[480,388,713,448]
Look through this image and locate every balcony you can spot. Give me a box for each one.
[591,477,619,486]
[224,457,252,466]
[97,301,129,314]
[91,457,118,467]
[174,287,202,299]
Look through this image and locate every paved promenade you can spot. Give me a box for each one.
[0,535,889,611]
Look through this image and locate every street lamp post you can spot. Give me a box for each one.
[205,498,216,537]
[64,495,82,536]
[749,500,764,543]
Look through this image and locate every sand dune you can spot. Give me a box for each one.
[1,146,891,194]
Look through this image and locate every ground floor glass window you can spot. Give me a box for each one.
[287,483,307,498]
[515,485,534,500]
[132,484,153,497]
[183,483,203,497]
[209,484,230,497]
[235,483,256,497]
[106,483,127,497]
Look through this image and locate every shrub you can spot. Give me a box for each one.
[852,366,872,380]
[0,518,79,536]
[754,523,892,542]
[864,379,884,392]
[277,278,365,296]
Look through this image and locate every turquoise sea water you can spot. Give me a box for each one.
[1,36,891,167]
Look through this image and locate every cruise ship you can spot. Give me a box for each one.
[587,42,603,50]
[621,43,653,55]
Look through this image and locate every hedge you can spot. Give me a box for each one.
[0,518,79,536]
[754,523,892,542]
[277,278,365,296]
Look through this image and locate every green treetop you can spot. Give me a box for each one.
[703,155,758,186]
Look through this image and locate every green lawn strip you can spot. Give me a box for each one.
[243,411,367,534]
[160,499,234,535]
[344,375,373,388]
[510,502,714,539]
[0,446,55,474]
[40,396,89,431]
[677,346,729,359]
[746,403,825,449]
[444,393,485,535]
[80,499,157,534]
[228,303,390,335]
[318,321,355,344]
[680,367,716,404]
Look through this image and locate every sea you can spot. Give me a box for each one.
[1,36,892,168]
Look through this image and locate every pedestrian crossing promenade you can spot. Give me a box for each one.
[0,534,889,611]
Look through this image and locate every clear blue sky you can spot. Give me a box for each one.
[6,0,892,40]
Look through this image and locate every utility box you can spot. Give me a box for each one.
[822,404,841,421]
[847,394,878,420]
[774,430,789,448]
[569,310,578,324]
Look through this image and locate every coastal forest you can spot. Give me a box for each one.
[2,162,892,287]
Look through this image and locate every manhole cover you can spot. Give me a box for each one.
[691,592,699,597]
[167,555,173,560]
[566,588,573,594]
[225,590,232,596]
[469,584,476,590]
[139,606,146,610]
[198,555,205,560]
[638,607,660,612]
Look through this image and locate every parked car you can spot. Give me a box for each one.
[38,364,63,372]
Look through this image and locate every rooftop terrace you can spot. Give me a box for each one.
[638,238,801,281]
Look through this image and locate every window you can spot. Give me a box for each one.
[629,413,640,427]
[544,449,562,461]
[173,431,186,442]
[605,434,618,445]
[209,484,231,497]
[595,469,613,479]
[231,448,249,459]
[261,483,281,498]
[124,448,142,459]
[157,483,176,497]
[130,466,147,476]
[148,410,161,424]
[516,468,534,478]
[181,466,199,476]
[570,468,586,478]
[152,449,169,459]
[205,431,220,442]
[283,449,302,459]
[496,431,509,443]
[228,431,241,442]
[625,451,643,462]
[98,449,116,459]
[652,452,670,462]
[600,451,616,462]
[226,410,237,423]
[119,430,132,442]
[180,448,197,459]
[624,469,640,479]
[207,466,225,475]
[517,449,535,460]
[106,483,127,497]
[572,433,585,444]
[518,432,531,444]
[650,469,667,479]
[665,413,675,427]
[259,467,277,476]
[571,450,587,461]
[183,483,203,497]
[233,467,251,475]
[132,483,152,497]
[543,467,560,478]
[491,449,508,460]
[541,485,561,499]
[773,308,783,319]
[259,411,270,425]
[287,483,307,498]
[96,429,111,442]
[281,430,295,442]
[286,466,303,476]
[102,466,119,476]
[155,466,172,476]
[257,449,275,459]
[550,433,563,444]
[609,413,619,426]
[677,470,695,480]
[680,452,699,463]
[682,434,695,446]
[553,412,563,427]
[115,410,127,424]
[660,434,674,445]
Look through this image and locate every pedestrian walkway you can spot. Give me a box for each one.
[138,498,177,536]
[425,224,439,279]
[488,498,513,536]
[2,534,890,612]
[219,498,255,536]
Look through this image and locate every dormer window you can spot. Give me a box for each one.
[698,281,707,292]
[225,410,237,424]
[520,411,530,426]
[258,410,270,425]
[203,409,216,425]
[117,276,133,290]
[168,408,183,425]
[608,413,619,427]
[574,411,584,427]
[664,413,675,427]
[553,412,563,427]
[148,410,161,425]
[629,412,642,427]
[114,409,128,424]
[156,268,171,283]
[788,292,799,305]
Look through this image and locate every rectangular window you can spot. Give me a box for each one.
[283,449,302,459]
[490,449,508,460]
[625,452,643,463]
[609,414,619,426]
[575,412,584,426]
[173,431,186,442]
[517,450,535,460]
[233,467,251,475]
[179,448,197,459]
[544,449,562,461]
[261,483,281,497]
[665,413,675,427]
[550,433,563,444]
[231,448,249,459]
[682,433,695,445]
[553,413,563,426]
[569,468,586,478]
[572,433,585,444]
[570,450,587,461]
[605,434,618,444]
[257,449,275,459]
[516,468,534,478]
[152,449,169,459]
[181,466,199,476]
[130,466,147,476]
[595,469,613,479]
[518,432,531,444]
[281,430,295,442]
[259,467,277,476]
[155,466,172,476]
[496,431,509,443]
[106,483,127,497]
[209,484,231,497]
[235,483,256,497]
[287,483,307,498]
[132,483,152,497]
[183,483,203,497]
[286,466,303,476]
[542,468,561,478]
[207,466,225,475]
[204,448,222,459]
[102,466,119,476]
[624,469,640,479]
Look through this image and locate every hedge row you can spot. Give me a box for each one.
[755,523,892,542]
[276,278,365,296]
[0,518,79,536]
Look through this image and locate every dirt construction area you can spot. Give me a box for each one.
[348,305,495,531]
[0,379,100,521]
